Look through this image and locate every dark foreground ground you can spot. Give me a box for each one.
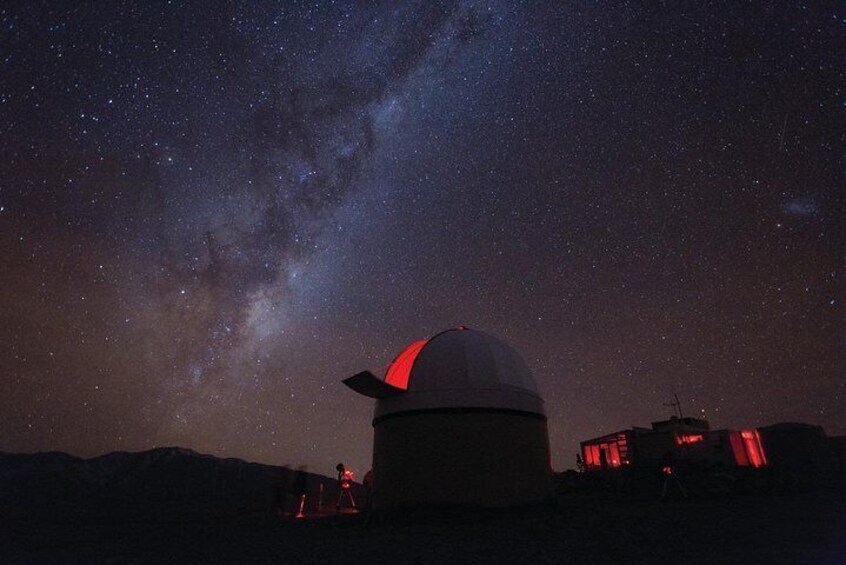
[2,487,844,565]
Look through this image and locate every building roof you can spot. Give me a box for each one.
[344,326,545,420]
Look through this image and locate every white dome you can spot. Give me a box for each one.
[373,327,545,420]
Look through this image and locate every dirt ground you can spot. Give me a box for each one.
[3,487,844,564]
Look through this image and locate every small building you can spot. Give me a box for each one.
[343,326,552,509]
[580,416,768,472]
[758,422,843,483]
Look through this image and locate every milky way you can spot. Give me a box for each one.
[1,2,842,476]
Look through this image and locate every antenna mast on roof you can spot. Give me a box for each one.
[663,393,683,419]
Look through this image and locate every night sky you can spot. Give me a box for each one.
[1,2,843,477]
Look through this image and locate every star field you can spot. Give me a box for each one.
[1,2,842,476]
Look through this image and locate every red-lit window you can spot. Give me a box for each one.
[676,434,704,445]
[741,430,767,467]
[582,444,601,468]
[730,429,767,467]
[730,432,749,466]
[607,443,621,467]
[582,444,601,467]
[582,433,629,470]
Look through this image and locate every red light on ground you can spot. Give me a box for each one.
[384,339,429,390]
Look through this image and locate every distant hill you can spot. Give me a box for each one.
[0,448,357,523]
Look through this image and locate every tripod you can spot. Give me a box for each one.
[337,485,356,511]
[661,466,688,500]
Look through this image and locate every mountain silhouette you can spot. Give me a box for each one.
[0,448,355,523]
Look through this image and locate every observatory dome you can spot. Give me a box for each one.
[375,327,545,421]
[342,326,552,508]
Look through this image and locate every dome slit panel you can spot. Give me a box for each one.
[384,339,428,390]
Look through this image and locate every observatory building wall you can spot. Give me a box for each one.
[372,409,551,509]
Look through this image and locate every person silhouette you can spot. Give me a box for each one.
[335,463,356,512]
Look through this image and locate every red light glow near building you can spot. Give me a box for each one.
[581,420,772,472]
[676,434,704,445]
[581,432,630,469]
[733,429,768,468]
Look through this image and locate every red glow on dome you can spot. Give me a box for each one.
[384,339,429,390]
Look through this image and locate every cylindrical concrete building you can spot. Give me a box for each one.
[343,326,551,509]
